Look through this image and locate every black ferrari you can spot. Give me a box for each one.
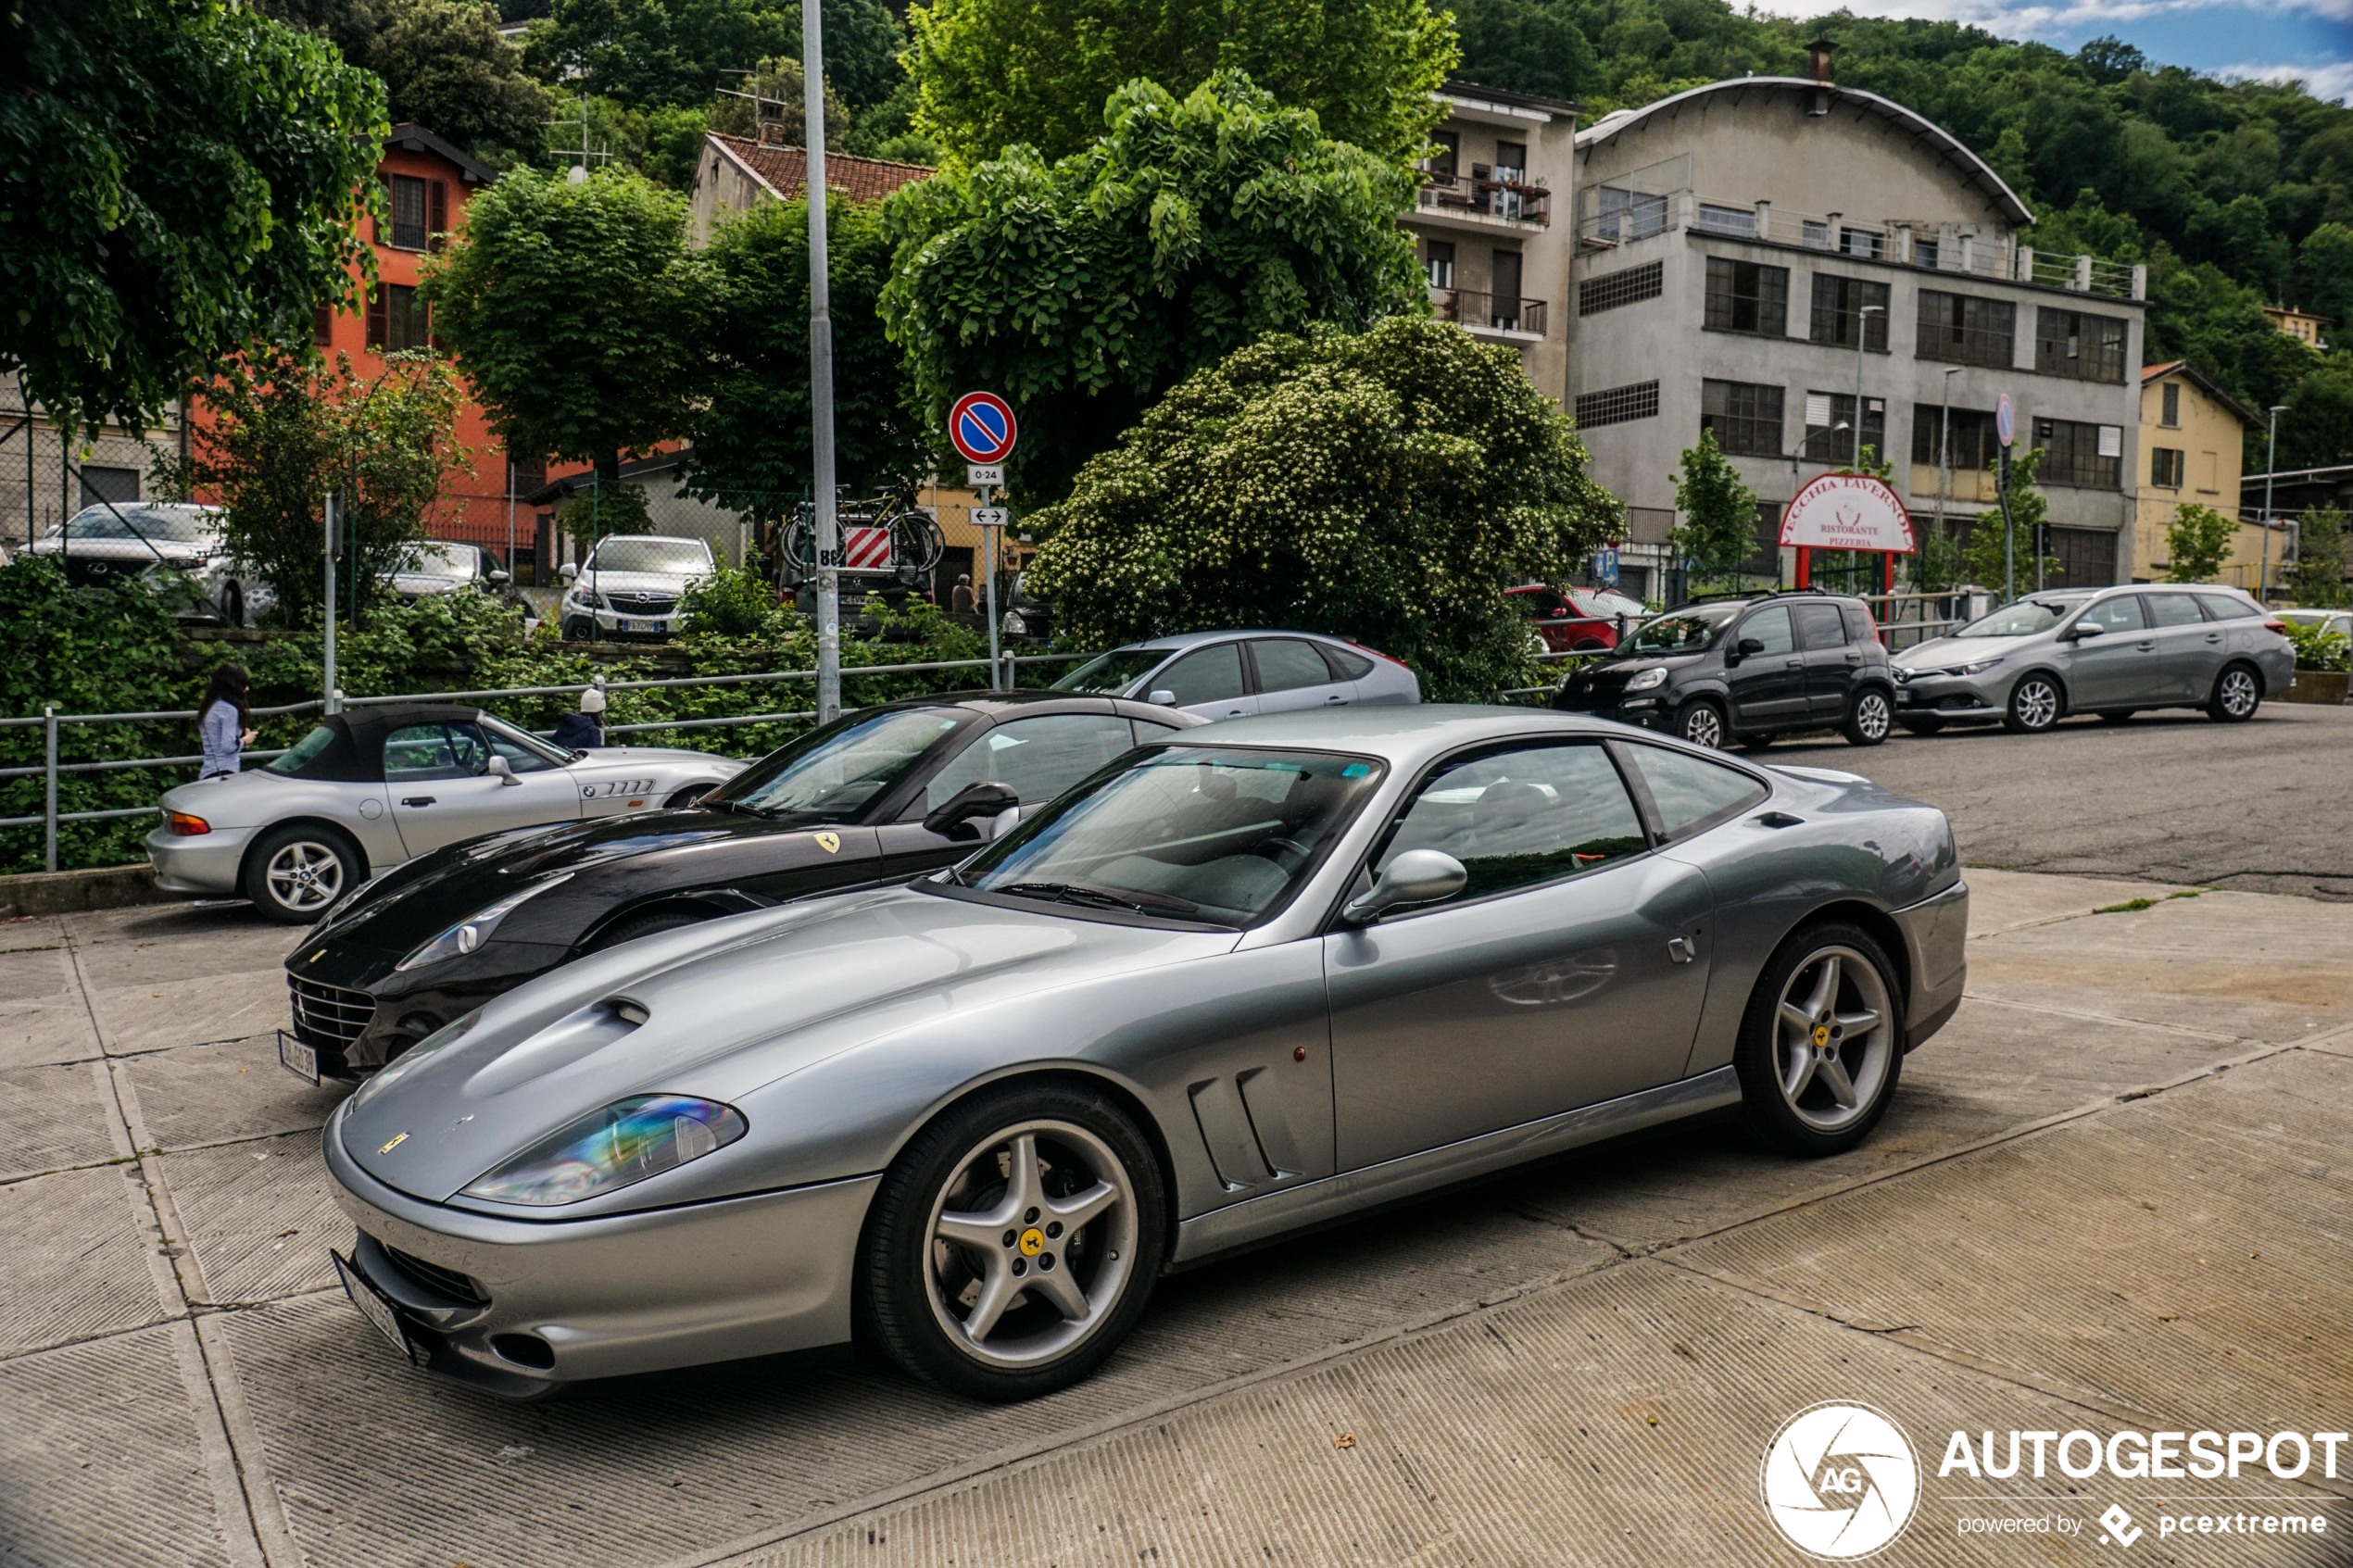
[283,692,1202,1076]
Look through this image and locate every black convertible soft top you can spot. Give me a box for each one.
[275,704,484,783]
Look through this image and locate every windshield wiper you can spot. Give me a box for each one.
[995,881,1201,916]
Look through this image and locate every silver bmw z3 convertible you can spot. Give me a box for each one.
[322,706,1968,1400]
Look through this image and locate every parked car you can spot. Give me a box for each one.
[318,704,1965,1400]
[999,570,1053,643]
[148,704,744,926]
[2276,608,2352,639]
[282,693,1202,1079]
[559,534,716,641]
[396,542,522,606]
[1890,583,2295,734]
[1507,583,1643,653]
[1552,591,1896,750]
[30,502,271,625]
[1051,630,1418,720]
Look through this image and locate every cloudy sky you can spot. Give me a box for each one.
[1770,0,2353,101]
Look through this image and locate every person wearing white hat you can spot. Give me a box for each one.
[552,685,607,750]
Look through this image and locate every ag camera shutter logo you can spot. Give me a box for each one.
[1761,1402,1921,1559]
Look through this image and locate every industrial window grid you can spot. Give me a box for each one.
[1579,260,1665,317]
[1918,289,2017,369]
[1701,379,1785,457]
[1809,274,1891,351]
[1803,391,1886,462]
[2034,307,2129,384]
[1575,381,1661,428]
[1910,405,1999,470]
[2033,416,2123,489]
[1705,257,1788,335]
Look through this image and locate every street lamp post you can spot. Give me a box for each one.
[803,0,841,723]
[1933,365,1961,546]
[1853,305,1885,471]
[2260,404,2286,605]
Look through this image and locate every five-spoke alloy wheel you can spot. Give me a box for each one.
[242,822,362,925]
[1735,923,1905,1155]
[859,1083,1166,1399]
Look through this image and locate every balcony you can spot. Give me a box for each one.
[1415,167,1552,231]
[1430,288,1548,341]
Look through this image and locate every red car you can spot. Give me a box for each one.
[1508,584,1647,652]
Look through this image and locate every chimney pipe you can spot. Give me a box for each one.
[1806,37,1835,116]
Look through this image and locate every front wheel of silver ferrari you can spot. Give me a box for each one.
[857,1083,1167,1401]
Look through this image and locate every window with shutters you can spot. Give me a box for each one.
[387,175,429,250]
[367,284,430,352]
[2151,447,2184,488]
[2160,382,2181,427]
[1918,290,2015,368]
[2033,417,2122,488]
[1701,379,1784,457]
[313,302,335,347]
[1809,274,1889,351]
[1704,257,1787,335]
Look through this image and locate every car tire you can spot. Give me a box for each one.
[1895,715,1944,735]
[221,583,245,629]
[1675,699,1727,750]
[2001,672,2063,734]
[1842,687,1893,746]
[586,906,711,952]
[1734,922,1906,1158]
[2207,662,2261,722]
[560,616,596,643]
[856,1080,1167,1401]
[241,822,364,925]
[1739,731,1774,751]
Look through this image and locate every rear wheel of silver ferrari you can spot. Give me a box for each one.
[857,1083,1166,1401]
[1733,923,1904,1157]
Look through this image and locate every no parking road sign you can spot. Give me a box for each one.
[949,392,1018,465]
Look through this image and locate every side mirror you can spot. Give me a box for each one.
[923,780,1019,838]
[486,753,521,786]
[560,562,579,583]
[1341,849,1468,925]
[1147,688,1178,707]
[2064,621,2105,641]
[487,566,511,584]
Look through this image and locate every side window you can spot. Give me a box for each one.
[1252,638,1338,693]
[445,723,493,776]
[1739,605,1795,655]
[1155,643,1246,705]
[1321,645,1376,681]
[2145,593,2203,628]
[2194,592,2258,621]
[1840,604,1877,645]
[2080,596,2146,633]
[384,723,462,780]
[1130,719,1182,746]
[1376,744,1647,905]
[1626,746,1768,839]
[924,714,1138,809]
[484,723,559,773]
[1793,603,1846,648]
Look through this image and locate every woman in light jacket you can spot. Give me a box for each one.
[198,663,256,780]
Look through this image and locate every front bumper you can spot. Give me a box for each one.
[286,938,569,1076]
[1893,671,2005,721]
[322,1102,878,1394]
[145,822,256,896]
[1550,692,1672,730]
[566,598,684,639]
[1889,879,1968,1050]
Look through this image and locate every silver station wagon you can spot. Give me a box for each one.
[1891,583,2296,734]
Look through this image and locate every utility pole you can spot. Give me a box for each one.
[1854,305,1884,471]
[1933,366,1960,556]
[2261,404,2286,605]
[804,0,841,723]
[322,492,340,714]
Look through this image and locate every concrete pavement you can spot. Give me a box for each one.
[2,870,2350,1567]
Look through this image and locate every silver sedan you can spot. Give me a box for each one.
[149,703,743,922]
[1051,629,1420,721]
[321,705,1966,1401]
[1892,583,2296,734]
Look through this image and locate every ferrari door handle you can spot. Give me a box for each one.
[2134,641,2156,651]
[1667,935,1697,964]
[1324,693,1349,705]
[2205,633,2223,643]
[1782,658,1803,669]
[402,796,435,807]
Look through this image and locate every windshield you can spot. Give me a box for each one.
[1051,648,1169,695]
[955,746,1384,927]
[585,536,712,575]
[480,713,571,770]
[57,505,219,544]
[711,707,971,822]
[1627,603,1742,654]
[403,544,476,578]
[266,724,339,775]
[1956,594,2092,638]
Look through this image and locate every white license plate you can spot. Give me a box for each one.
[277,1029,319,1085]
[619,617,661,633]
[333,1250,414,1362]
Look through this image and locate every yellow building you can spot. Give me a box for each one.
[2133,361,2271,590]
[2261,305,2331,349]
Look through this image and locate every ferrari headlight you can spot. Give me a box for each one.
[460,1095,748,1206]
[1625,666,1668,692]
[395,873,573,972]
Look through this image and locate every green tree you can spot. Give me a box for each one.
[904,0,1454,165]
[1450,0,1595,104]
[1961,446,2057,593]
[881,73,1425,503]
[1907,518,1963,594]
[367,0,558,167]
[1668,429,1759,590]
[2,0,386,436]
[690,197,920,516]
[423,167,706,487]
[2164,501,2237,583]
[2289,504,2347,608]
[526,0,904,113]
[190,349,472,618]
[1025,319,1622,700]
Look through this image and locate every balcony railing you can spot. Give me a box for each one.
[1416,167,1552,227]
[1430,288,1548,337]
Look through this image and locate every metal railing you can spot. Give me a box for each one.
[1429,289,1549,337]
[2,648,1097,872]
[1416,169,1552,227]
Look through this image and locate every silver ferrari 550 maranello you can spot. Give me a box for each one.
[149,704,744,923]
[322,706,1968,1400]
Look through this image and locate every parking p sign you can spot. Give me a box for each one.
[949,392,1018,465]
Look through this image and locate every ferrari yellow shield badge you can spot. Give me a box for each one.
[814,832,841,854]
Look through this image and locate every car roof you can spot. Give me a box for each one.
[866,689,1210,724]
[1176,704,1645,770]
[1124,628,1353,652]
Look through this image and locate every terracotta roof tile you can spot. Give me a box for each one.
[710,132,935,205]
